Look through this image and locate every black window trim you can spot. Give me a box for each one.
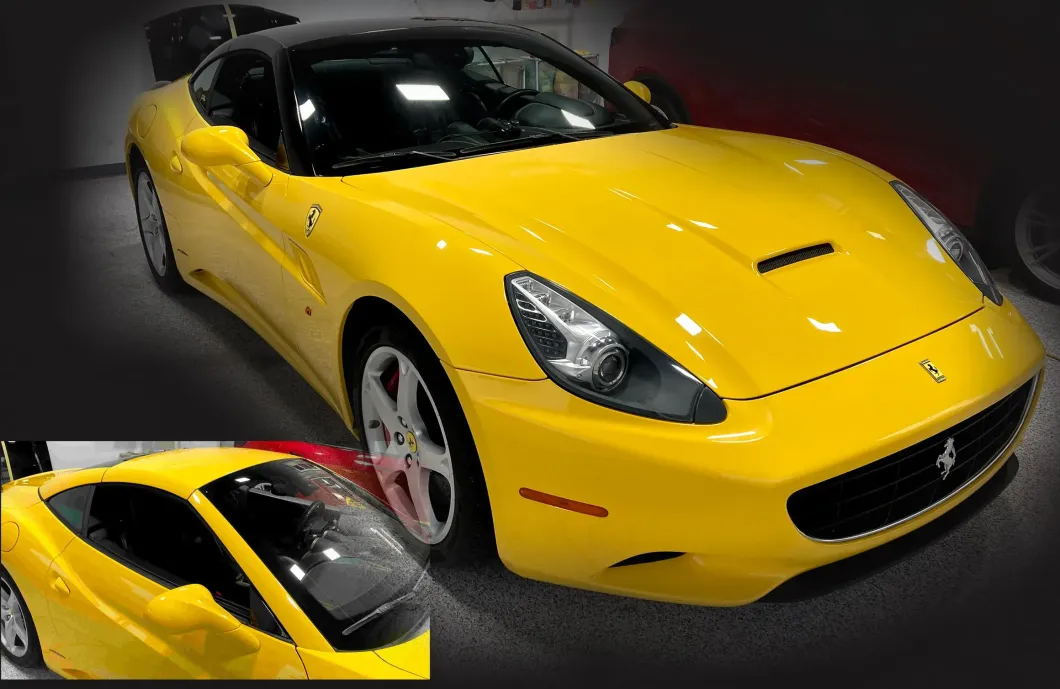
[189,54,224,112]
[187,47,290,173]
[43,484,95,536]
[72,481,291,643]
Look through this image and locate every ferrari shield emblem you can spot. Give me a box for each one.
[920,359,946,383]
[305,205,322,237]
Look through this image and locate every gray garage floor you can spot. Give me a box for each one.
[3,174,1058,681]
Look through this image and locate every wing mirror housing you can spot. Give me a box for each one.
[624,80,652,104]
[181,126,273,186]
[145,584,261,655]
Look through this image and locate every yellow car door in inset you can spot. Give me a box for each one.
[44,482,306,679]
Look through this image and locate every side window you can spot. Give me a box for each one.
[85,483,286,638]
[190,58,223,111]
[208,52,286,167]
[45,486,93,533]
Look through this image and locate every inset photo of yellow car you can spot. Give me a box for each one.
[0,444,430,679]
[122,17,1048,609]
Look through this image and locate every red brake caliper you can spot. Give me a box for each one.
[382,367,401,446]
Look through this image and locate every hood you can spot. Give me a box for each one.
[343,126,984,399]
[374,629,430,679]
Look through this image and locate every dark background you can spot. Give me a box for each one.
[1,0,1058,686]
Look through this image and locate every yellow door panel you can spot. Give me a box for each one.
[44,537,308,679]
[151,626,307,679]
[180,155,291,331]
[45,539,196,679]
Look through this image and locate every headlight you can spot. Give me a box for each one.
[505,272,726,424]
[891,180,1003,305]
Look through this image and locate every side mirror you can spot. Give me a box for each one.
[181,126,273,186]
[145,584,260,655]
[623,80,652,104]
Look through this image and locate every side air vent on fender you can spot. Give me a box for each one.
[758,243,834,274]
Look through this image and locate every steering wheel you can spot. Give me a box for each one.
[494,88,538,117]
[295,500,326,540]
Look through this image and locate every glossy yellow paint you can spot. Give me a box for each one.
[0,449,429,678]
[447,297,1045,604]
[124,79,1047,604]
[181,126,274,186]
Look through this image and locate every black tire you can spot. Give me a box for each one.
[350,319,495,565]
[998,178,1060,304]
[130,160,187,294]
[0,567,44,669]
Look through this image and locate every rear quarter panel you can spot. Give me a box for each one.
[1,487,80,655]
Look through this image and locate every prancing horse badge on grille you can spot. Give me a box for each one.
[935,437,956,480]
[920,359,946,382]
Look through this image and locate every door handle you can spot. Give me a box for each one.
[170,153,183,173]
[51,575,70,596]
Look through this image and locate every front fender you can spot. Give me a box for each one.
[277,176,547,426]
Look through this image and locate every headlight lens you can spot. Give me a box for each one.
[505,272,726,424]
[891,180,1003,305]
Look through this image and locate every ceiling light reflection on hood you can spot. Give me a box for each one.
[396,84,449,101]
[808,317,841,333]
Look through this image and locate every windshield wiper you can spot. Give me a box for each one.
[331,149,457,173]
[340,564,431,637]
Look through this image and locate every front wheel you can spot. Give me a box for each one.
[1007,179,1060,304]
[351,321,494,564]
[0,568,43,668]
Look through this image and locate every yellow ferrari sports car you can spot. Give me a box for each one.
[0,448,430,679]
[124,18,1046,605]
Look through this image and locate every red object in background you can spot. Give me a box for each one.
[607,13,988,232]
[237,440,387,505]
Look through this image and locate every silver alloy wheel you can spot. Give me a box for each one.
[137,171,168,277]
[361,346,456,545]
[1014,185,1060,289]
[0,577,29,658]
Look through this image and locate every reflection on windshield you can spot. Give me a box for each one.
[201,458,430,651]
[289,37,663,174]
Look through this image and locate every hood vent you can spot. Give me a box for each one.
[758,243,834,274]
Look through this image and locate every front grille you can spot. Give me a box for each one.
[788,376,1036,541]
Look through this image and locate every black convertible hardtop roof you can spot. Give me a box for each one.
[225,16,542,55]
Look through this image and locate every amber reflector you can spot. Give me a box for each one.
[518,487,608,517]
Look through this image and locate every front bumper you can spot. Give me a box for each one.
[446,298,1046,605]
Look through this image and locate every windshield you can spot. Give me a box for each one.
[200,457,430,651]
[289,36,665,175]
